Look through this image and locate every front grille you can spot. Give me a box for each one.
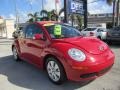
[97,65,113,75]
[80,65,113,79]
[80,73,96,78]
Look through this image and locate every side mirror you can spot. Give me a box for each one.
[33,34,43,40]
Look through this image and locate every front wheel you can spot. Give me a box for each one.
[45,57,66,85]
[12,47,21,61]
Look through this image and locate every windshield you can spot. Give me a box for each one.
[45,24,81,39]
[101,28,107,31]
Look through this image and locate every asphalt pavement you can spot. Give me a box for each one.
[0,39,120,90]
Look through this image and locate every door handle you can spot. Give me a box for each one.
[23,40,26,44]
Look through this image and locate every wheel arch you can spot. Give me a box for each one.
[12,44,15,51]
[43,54,63,69]
[43,54,67,77]
[12,43,21,57]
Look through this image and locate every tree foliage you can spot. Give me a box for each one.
[27,12,40,23]
[27,9,59,22]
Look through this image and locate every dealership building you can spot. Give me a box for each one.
[88,13,113,28]
[0,17,15,38]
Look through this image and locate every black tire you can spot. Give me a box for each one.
[12,46,21,61]
[45,57,66,85]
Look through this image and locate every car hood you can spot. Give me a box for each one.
[52,37,108,55]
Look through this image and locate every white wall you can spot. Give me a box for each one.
[5,19,15,38]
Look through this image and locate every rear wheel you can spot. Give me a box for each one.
[12,47,21,61]
[45,57,66,85]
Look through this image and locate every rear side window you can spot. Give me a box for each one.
[84,28,96,31]
[25,24,43,39]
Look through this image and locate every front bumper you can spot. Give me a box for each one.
[63,50,115,82]
[65,59,114,81]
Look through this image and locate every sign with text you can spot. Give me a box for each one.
[68,0,84,14]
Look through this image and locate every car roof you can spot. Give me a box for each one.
[88,27,105,29]
[35,21,57,26]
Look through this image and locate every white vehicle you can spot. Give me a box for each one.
[81,27,107,40]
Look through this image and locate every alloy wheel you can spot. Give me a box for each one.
[13,47,18,60]
[47,61,61,82]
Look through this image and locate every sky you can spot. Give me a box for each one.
[0,0,113,22]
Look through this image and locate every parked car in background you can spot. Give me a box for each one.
[81,27,107,40]
[106,26,120,43]
[12,21,114,84]
[12,27,24,39]
[12,30,22,38]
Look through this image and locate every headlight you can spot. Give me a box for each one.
[68,48,86,61]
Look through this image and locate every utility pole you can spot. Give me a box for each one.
[64,0,68,23]
[42,0,44,10]
[13,0,18,30]
[55,0,57,13]
[84,0,87,28]
[113,0,116,27]
[116,0,120,26]
[29,0,33,13]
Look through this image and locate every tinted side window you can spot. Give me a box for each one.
[32,25,43,35]
[25,25,32,38]
[25,24,43,39]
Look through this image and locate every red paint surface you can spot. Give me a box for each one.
[12,21,115,81]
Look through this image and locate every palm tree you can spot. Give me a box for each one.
[40,10,48,17]
[50,10,58,21]
[59,8,64,16]
[40,10,49,21]
[40,9,58,21]
[70,14,76,26]
[28,12,39,23]
[76,15,83,30]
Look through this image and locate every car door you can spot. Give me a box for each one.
[18,24,32,60]
[24,24,47,67]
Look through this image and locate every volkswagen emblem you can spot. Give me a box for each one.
[99,46,104,51]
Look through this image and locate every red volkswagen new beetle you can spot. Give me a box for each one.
[12,21,115,84]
